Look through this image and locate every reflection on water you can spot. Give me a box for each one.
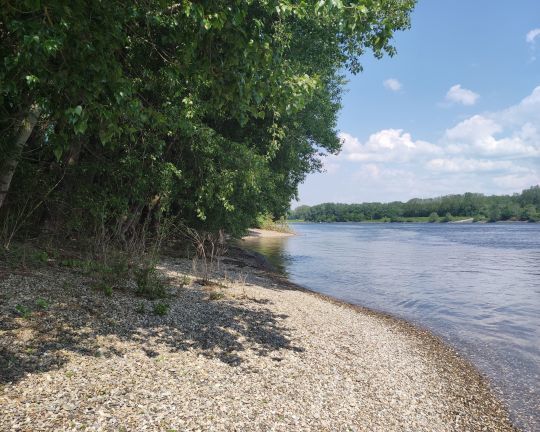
[241,223,540,431]
[241,237,291,274]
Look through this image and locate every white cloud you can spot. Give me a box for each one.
[526,28,540,44]
[323,161,340,174]
[383,78,402,92]
[445,84,479,106]
[426,158,523,173]
[493,172,540,190]
[443,88,540,157]
[317,86,540,202]
[338,129,441,163]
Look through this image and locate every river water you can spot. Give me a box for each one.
[241,223,540,431]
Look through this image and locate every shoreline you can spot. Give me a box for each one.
[0,248,517,431]
[243,228,295,239]
[287,220,538,224]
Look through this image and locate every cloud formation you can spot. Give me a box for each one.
[339,129,441,163]
[445,84,479,106]
[526,28,540,44]
[327,86,540,199]
[383,78,402,91]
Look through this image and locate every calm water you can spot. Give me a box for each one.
[242,223,540,431]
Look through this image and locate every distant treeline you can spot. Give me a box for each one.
[289,186,540,223]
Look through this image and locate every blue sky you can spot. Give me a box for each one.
[296,0,540,205]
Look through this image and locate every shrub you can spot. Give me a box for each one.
[208,290,225,301]
[103,285,113,297]
[153,302,169,316]
[135,265,167,299]
[15,304,31,319]
[35,298,49,309]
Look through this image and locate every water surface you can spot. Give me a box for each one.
[242,223,540,431]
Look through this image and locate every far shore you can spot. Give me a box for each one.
[0,245,516,431]
[287,219,537,224]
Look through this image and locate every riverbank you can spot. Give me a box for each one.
[0,250,516,431]
[244,228,295,238]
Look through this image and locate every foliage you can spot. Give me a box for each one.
[135,265,167,299]
[428,212,439,223]
[441,213,452,223]
[255,213,292,233]
[288,186,540,223]
[0,0,416,246]
[208,290,225,301]
[35,298,49,309]
[153,301,169,316]
[15,304,31,319]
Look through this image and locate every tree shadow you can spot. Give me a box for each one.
[0,268,304,385]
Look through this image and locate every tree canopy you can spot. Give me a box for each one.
[288,186,540,223]
[1,0,416,245]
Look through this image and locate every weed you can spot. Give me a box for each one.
[33,250,49,263]
[35,298,49,309]
[208,290,225,301]
[103,285,113,297]
[181,275,191,286]
[135,302,146,314]
[65,371,75,378]
[135,265,167,299]
[153,302,169,316]
[94,281,113,297]
[15,304,31,319]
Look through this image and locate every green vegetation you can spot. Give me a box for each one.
[35,298,49,309]
[153,302,170,316]
[14,304,32,319]
[0,1,416,252]
[288,186,540,223]
[208,290,225,301]
[135,265,167,300]
[255,213,293,233]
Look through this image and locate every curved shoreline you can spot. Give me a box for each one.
[0,250,518,431]
[228,245,519,430]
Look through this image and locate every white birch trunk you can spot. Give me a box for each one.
[0,105,41,209]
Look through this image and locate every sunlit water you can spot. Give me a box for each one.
[242,223,540,431]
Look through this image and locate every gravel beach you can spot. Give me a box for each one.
[0,250,517,431]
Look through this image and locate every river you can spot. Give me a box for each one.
[241,222,540,431]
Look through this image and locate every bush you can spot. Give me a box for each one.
[428,212,439,223]
[208,290,225,301]
[135,265,167,300]
[153,302,169,316]
[441,213,452,222]
[255,213,293,233]
[35,298,49,309]
[15,304,31,319]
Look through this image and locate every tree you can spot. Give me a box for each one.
[1,1,417,244]
[287,187,540,223]
[428,212,439,223]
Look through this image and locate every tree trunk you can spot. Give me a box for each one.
[0,106,41,209]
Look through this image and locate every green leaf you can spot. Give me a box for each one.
[53,147,63,162]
